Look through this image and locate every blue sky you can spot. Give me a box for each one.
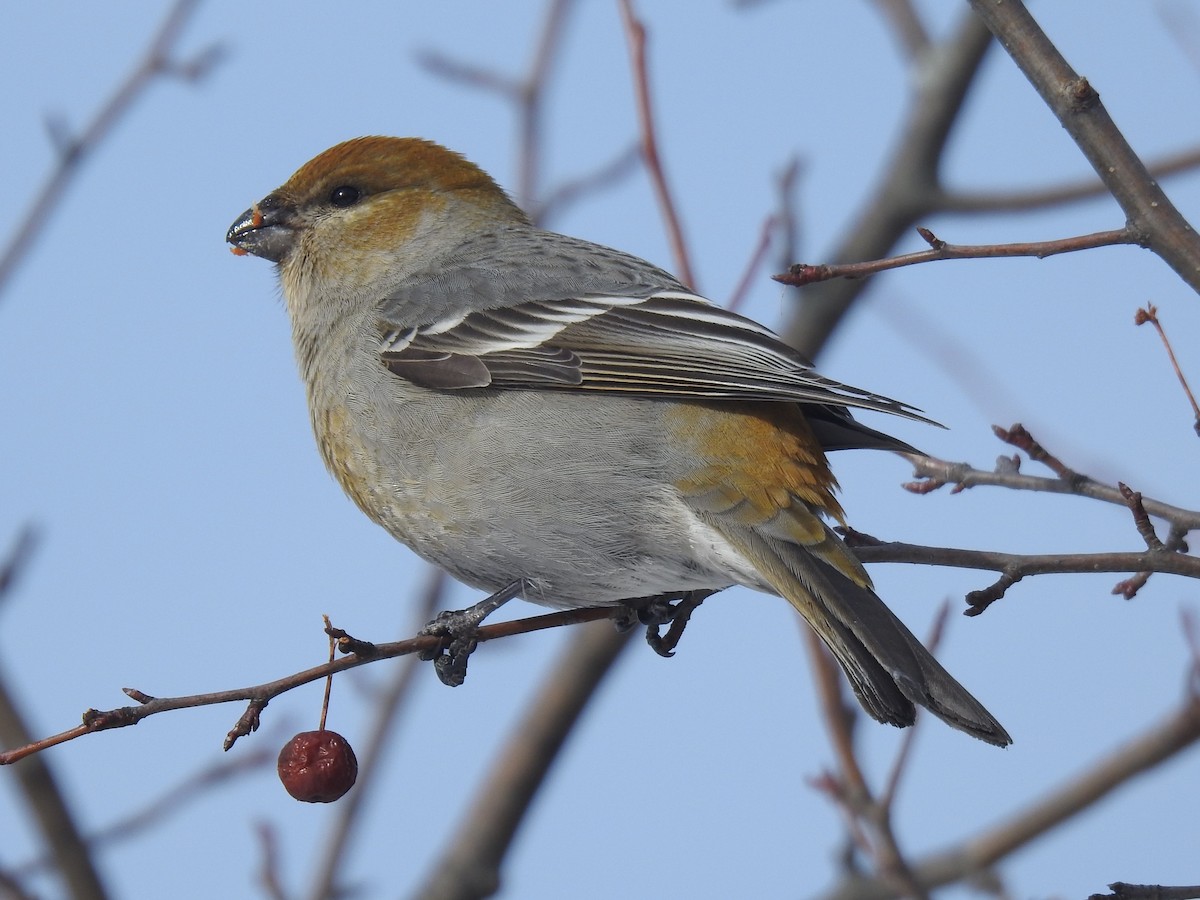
[3,2,1200,898]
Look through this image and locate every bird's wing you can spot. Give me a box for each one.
[379,288,932,423]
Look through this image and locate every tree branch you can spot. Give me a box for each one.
[967,0,1200,293]
[820,673,1200,900]
[775,226,1136,286]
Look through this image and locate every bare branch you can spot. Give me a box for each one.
[967,0,1200,294]
[1089,883,1200,900]
[820,679,1200,900]
[0,606,616,766]
[0,529,109,899]
[775,227,1135,286]
[870,0,931,59]
[940,144,1200,213]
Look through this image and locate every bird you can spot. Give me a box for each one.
[227,136,1010,746]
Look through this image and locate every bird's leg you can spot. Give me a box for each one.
[419,579,526,686]
[616,589,716,658]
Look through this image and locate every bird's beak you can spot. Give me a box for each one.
[226,196,296,263]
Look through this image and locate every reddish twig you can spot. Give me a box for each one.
[991,423,1079,481]
[726,213,780,314]
[1118,483,1164,552]
[618,0,697,289]
[844,539,1200,615]
[1136,304,1200,435]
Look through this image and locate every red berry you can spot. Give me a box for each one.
[277,730,358,803]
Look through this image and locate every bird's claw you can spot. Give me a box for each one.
[418,580,526,687]
[418,610,482,686]
[618,590,713,658]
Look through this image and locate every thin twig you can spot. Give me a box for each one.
[0,606,617,766]
[848,541,1200,614]
[0,0,220,300]
[726,213,779,313]
[618,0,697,289]
[1136,303,1200,435]
[1090,883,1200,900]
[905,451,1200,531]
[775,226,1136,286]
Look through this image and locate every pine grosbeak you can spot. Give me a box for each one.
[227,136,1009,746]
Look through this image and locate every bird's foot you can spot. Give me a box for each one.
[616,590,714,658]
[419,580,525,686]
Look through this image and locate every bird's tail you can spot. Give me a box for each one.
[705,515,1011,747]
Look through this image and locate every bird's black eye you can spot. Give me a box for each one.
[329,185,361,208]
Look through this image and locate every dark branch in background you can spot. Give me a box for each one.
[781,10,994,357]
[941,145,1200,213]
[255,822,289,900]
[967,0,1200,294]
[820,648,1200,900]
[0,528,109,900]
[804,608,955,900]
[870,0,930,59]
[1089,885,1200,900]
[10,748,274,884]
[775,226,1137,286]
[0,0,221,302]
[411,623,634,900]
